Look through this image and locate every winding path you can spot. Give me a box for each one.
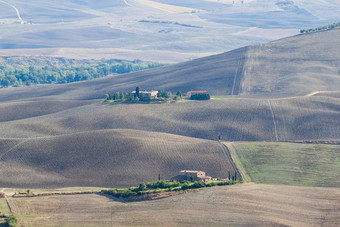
[0,0,23,23]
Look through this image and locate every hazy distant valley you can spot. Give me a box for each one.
[1,0,340,62]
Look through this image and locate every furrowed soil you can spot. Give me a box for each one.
[6,184,340,227]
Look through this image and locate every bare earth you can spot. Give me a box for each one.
[6,183,340,227]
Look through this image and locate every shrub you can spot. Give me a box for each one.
[138,183,147,191]
[190,93,210,100]
[6,214,17,227]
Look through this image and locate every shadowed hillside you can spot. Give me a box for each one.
[0,129,237,188]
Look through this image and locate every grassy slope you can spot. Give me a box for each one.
[0,129,237,188]
[7,184,340,226]
[228,142,340,187]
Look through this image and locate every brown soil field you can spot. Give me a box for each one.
[0,129,238,188]
[6,183,340,226]
[0,95,338,142]
[242,30,340,97]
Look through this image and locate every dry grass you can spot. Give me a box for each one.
[6,183,340,226]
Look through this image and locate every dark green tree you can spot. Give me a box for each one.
[135,87,140,98]
[138,183,147,191]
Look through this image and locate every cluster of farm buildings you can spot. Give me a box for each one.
[132,90,209,99]
[171,170,212,182]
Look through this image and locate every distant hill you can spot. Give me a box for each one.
[0,29,340,101]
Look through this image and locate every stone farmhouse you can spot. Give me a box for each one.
[171,170,212,182]
[131,90,158,100]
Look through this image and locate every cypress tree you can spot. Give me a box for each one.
[136,87,140,98]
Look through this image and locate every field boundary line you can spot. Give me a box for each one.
[218,141,242,180]
[268,100,279,141]
[5,198,12,214]
[231,57,241,95]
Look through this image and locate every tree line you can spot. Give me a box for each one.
[300,22,340,34]
[0,60,165,88]
[101,179,241,198]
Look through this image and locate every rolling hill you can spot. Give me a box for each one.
[0,129,237,188]
[0,29,339,188]
[1,29,339,102]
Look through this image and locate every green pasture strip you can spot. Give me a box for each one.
[226,143,252,182]
[0,199,11,215]
[229,142,340,187]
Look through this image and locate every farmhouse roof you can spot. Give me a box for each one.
[180,170,205,173]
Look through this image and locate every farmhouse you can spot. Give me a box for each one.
[131,90,158,99]
[187,91,208,98]
[171,170,212,182]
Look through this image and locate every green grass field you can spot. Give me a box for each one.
[227,142,340,187]
[0,199,11,216]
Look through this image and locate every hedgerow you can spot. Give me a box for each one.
[101,179,240,199]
